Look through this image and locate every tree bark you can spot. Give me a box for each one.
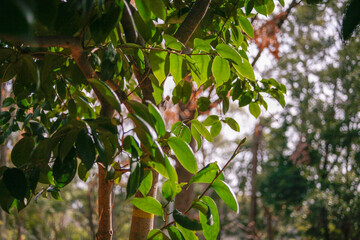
[249,123,262,238]
[264,206,274,240]
[96,166,114,240]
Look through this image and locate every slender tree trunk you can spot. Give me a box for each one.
[249,123,262,239]
[96,166,114,240]
[264,206,274,240]
[129,170,159,240]
[87,179,97,240]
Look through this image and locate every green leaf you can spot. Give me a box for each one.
[212,179,239,213]
[216,43,242,67]
[173,209,202,231]
[192,201,213,225]
[68,99,77,119]
[249,102,261,118]
[149,50,169,85]
[210,121,222,138]
[176,224,199,240]
[128,100,156,128]
[101,43,119,81]
[168,137,197,173]
[194,38,212,53]
[279,0,285,6]
[162,179,177,201]
[53,149,77,188]
[225,117,240,132]
[130,196,164,216]
[2,97,15,107]
[139,170,153,197]
[0,111,11,126]
[59,128,81,162]
[28,166,40,193]
[189,163,222,185]
[88,78,121,113]
[199,196,220,240]
[197,97,211,112]
[212,56,230,86]
[233,58,255,81]
[147,229,170,240]
[191,125,202,151]
[171,122,191,144]
[135,0,152,22]
[245,0,255,15]
[191,55,211,86]
[170,54,185,85]
[167,226,185,240]
[0,176,15,213]
[90,2,123,43]
[184,55,201,81]
[191,119,213,142]
[3,168,28,200]
[78,162,89,182]
[11,136,35,167]
[342,0,360,40]
[148,0,166,20]
[126,151,144,199]
[76,129,96,171]
[239,16,254,38]
[203,115,219,126]
[164,34,184,51]
[148,103,166,137]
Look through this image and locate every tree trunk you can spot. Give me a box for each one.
[129,170,159,240]
[96,166,114,240]
[87,179,97,240]
[249,123,262,238]
[264,206,274,240]
[0,83,7,240]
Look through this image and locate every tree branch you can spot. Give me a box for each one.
[173,0,212,45]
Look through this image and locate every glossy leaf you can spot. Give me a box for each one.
[78,162,89,182]
[342,0,360,40]
[176,224,199,240]
[88,78,121,114]
[148,0,166,20]
[249,102,261,118]
[212,56,230,86]
[233,58,255,81]
[168,137,197,173]
[169,54,185,85]
[148,102,166,137]
[3,168,27,200]
[147,229,170,240]
[212,179,239,213]
[167,226,185,240]
[139,170,153,197]
[76,129,96,171]
[216,43,242,67]
[210,121,222,138]
[171,122,191,144]
[189,162,223,185]
[126,150,144,199]
[53,149,77,188]
[173,209,202,231]
[11,136,34,167]
[203,115,219,126]
[191,119,213,142]
[149,50,169,85]
[199,196,220,240]
[225,117,240,132]
[130,196,164,216]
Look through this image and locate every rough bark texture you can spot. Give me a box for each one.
[96,166,114,240]
[249,123,262,238]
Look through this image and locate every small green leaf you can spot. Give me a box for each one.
[173,209,202,231]
[162,179,177,201]
[225,117,240,132]
[279,0,285,6]
[164,34,184,51]
[167,226,186,240]
[2,97,15,107]
[88,78,121,113]
[210,121,222,138]
[212,56,230,86]
[135,0,152,22]
[342,0,360,40]
[126,151,144,199]
[139,170,153,197]
[147,229,170,240]
[0,111,11,126]
[239,16,254,38]
[76,129,96,171]
[3,168,28,200]
[78,162,89,182]
[53,149,77,188]
[189,162,223,185]
[197,97,211,112]
[11,136,35,167]
[216,43,242,67]
[194,38,212,53]
[245,0,255,15]
[212,179,239,213]
[171,122,191,144]
[233,58,255,81]
[191,125,202,151]
[168,137,197,173]
[68,99,77,119]
[0,176,15,213]
[149,50,169,85]
[148,103,166,137]
[199,196,220,240]
[170,54,185,85]
[101,43,119,81]
[148,0,166,20]
[191,119,213,142]
[191,55,211,86]
[203,115,219,126]
[130,196,164,216]
[176,224,199,240]
[249,102,261,118]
